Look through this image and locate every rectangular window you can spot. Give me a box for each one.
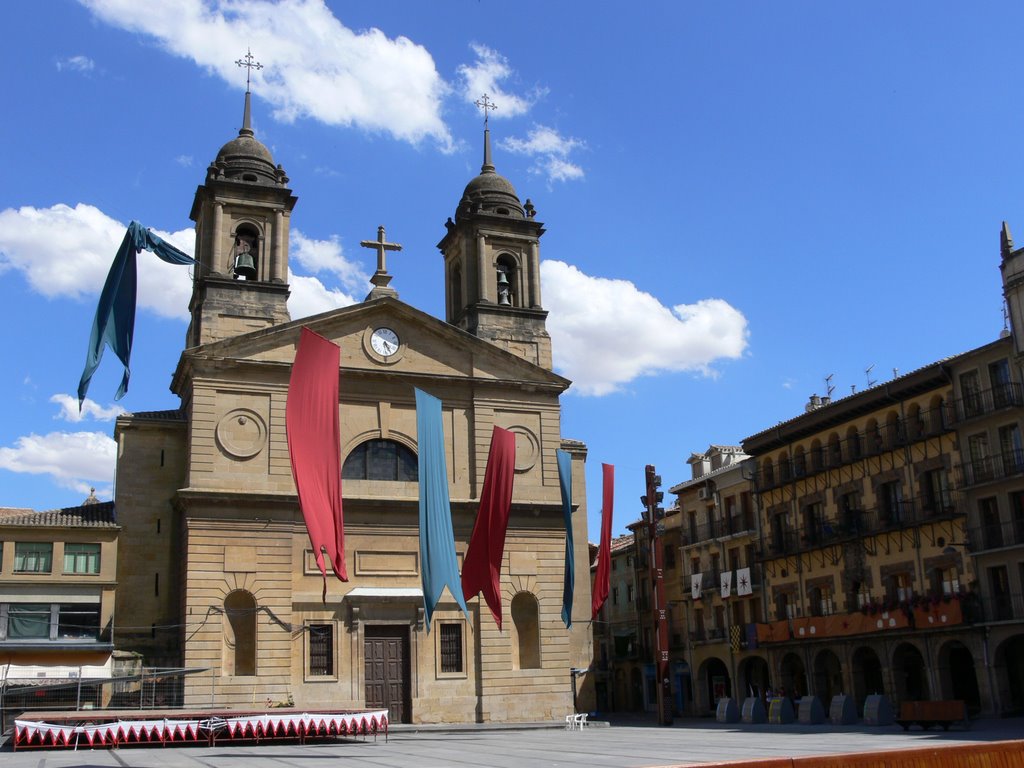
[980,497,1003,549]
[961,370,983,417]
[3,603,101,642]
[14,542,52,573]
[969,433,992,483]
[990,359,1013,408]
[999,423,1024,476]
[308,624,334,676]
[57,604,100,640]
[921,469,952,515]
[63,543,101,574]
[818,586,835,616]
[626,584,634,603]
[612,586,619,606]
[1012,492,1024,545]
[941,567,960,597]
[439,622,463,674]
[6,604,51,639]
[879,481,904,525]
[887,573,912,603]
[663,544,676,569]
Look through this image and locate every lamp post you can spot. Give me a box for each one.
[642,464,672,725]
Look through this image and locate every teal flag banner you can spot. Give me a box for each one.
[557,448,574,628]
[78,221,194,406]
[415,388,470,631]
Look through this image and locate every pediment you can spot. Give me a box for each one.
[176,296,568,391]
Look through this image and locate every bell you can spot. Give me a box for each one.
[497,269,511,306]
[233,251,257,280]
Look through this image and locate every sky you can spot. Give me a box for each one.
[1,1,1022,542]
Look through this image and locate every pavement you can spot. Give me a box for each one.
[1,714,1021,767]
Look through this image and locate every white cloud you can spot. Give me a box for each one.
[0,431,116,497]
[290,230,368,289]
[541,260,749,396]
[502,125,585,183]
[50,394,125,423]
[56,55,95,73]
[0,203,194,320]
[80,0,453,149]
[175,154,194,167]
[457,44,537,118]
[288,272,360,319]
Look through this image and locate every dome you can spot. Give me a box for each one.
[461,169,524,217]
[457,128,524,220]
[217,132,274,166]
[209,92,286,186]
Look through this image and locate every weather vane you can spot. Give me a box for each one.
[474,93,497,127]
[235,48,263,93]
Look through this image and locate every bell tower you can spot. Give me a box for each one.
[186,63,296,348]
[437,98,551,369]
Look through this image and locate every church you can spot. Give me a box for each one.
[110,88,594,723]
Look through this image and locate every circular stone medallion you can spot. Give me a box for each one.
[215,408,268,459]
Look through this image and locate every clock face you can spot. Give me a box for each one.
[370,327,400,357]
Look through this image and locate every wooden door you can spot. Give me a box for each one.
[364,625,411,723]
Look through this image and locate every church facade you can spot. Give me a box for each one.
[112,93,594,723]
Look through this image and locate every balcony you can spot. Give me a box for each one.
[753,414,955,492]
[684,516,757,546]
[761,497,965,557]
[968,519,1024,553]
[955,383,1024,423]
[957,449,1024,488]
[977,591,1023,623]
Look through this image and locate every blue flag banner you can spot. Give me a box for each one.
[415,388,470,631]
[78,221,195,406]
[557,448,574,628]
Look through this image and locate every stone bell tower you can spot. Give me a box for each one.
[185,77,297,348]
[437,101,551,370]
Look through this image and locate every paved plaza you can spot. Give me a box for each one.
[2,716,1022,768]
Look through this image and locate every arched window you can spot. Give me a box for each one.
[762,458,775,486]
[778,451,791,482]
[906,403,923,440]
[511,592,540,670]
[810,440,824,472]
[496,255,518,307]
[231,224,260,280]
[827,433,842,466]
[885,411,903,448]
[846,426,862,459]
[793,446,807,477]
[342,439,418,481]
[224,590,257,676]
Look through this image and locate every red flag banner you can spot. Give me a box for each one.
[592,463,614,619]
[286,327,347,594]
[461,426,516,629]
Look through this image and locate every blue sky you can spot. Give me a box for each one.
[1,2,1021,541]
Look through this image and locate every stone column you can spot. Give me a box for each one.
[477,233,488,302]
[529,240,542,308]
[212,202,223,274]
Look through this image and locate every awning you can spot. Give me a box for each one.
[344,588,423,601]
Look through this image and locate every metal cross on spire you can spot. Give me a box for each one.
[235,48,263,93]
[474,93,497,127]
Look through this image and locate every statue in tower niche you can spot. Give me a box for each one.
[231,232,257,280]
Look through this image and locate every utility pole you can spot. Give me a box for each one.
[642,464,672,725]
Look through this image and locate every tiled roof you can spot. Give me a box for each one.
[609,534,635,553]
[0,507,33,518]
[0,501,117,528]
